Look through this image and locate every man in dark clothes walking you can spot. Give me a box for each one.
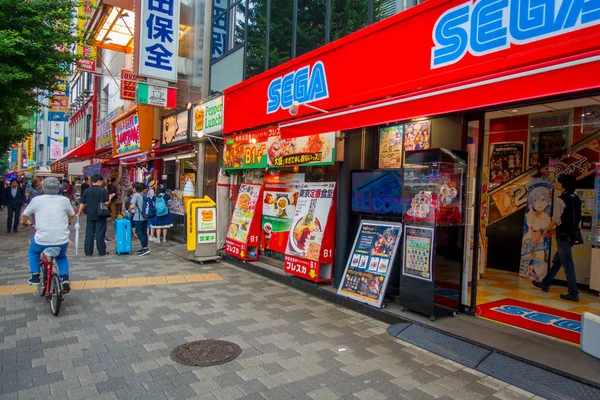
[77,174,114,256]
[6,179,26,232]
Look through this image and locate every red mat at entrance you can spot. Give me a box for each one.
[477,298,582,344]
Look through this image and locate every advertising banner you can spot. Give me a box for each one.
[404,120,431,152]
[266,132,335,167]
[284,182,336,282]
[76,0,96,72]
[489,142,525,188]
[162,110,189,145]
[223,126,279,170]
[96,107,123,150]
[193,96,223,136]
[25,134,34,166]
[379,125,403,168]
[261,173,304,254]
[50,97,69,113]
[528,112,571,167]
[113,111,140,156]
[120,70,138,101]
[49,122,65,161]
[138,0,180,82]
[338,221,403,308]
[225,183,263,260]
[402,225,434,282]
[519,179,553,281]
[137,83,177,108]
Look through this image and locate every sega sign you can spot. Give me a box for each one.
[431,0,600,69]
[267,61,329,114]
[492,305,581,333]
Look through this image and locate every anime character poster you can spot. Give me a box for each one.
[50,122,65,160]
[489,142,524,188]
[519,179,553,280]
[404,120,431,152]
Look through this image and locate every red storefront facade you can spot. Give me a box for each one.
[222,0,600,343]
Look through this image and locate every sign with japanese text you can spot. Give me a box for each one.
[96,107,123,150]
[338,221,403,308]
[223,126,279,170]
[284,182,336,282]
[25,135,35,166]
[226,184,263,261]
[49,97,69,113]
[261,173,305,254]
[266,132,335,167]
[76,0,97,72]
[139,0,180,82]
[112,110,140,156]
[379,125,404,168]
[193,96,223,136]
[403,226,434,282]
[120,70,138,100]
[211,0,228,60]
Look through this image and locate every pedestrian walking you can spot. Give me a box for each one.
[128,182,151,256]
[6,179,26,233]
[533,174,583,302]
[77,174,114,257]
[81,177,90,197]
[150,185,172,243]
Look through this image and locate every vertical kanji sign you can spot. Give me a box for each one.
[139,0,180,82]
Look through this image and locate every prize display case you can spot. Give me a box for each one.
[399,149,467,320]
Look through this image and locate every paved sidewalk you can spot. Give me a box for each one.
[0,211,541,400]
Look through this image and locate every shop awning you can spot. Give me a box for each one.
[53,140,96,164]
[278,53,600,136]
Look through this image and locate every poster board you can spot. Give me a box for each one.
[225,183,263,261]
[489,142,524,188]
[284,182,336,282]
[379,125,404,168]
[338,220,403,308]
[404,120,431,152]
[261,173,305,254]
[402,225,435,282]
[266,132,335,167]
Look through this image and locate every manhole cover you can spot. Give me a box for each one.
[170,340,242,366]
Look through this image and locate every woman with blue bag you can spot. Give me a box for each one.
[150,185,172,243]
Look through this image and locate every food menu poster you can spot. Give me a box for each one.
[379,125,403,169]
[223,127,280,170]
[261,174,304,254]
[338,221,403,308]
[266,132,335,167]
[285,182,336,262]
[227,184,262,244]
[402,225,434,282]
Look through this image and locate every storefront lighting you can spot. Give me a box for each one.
[251,138,257,144]
[511,109,519,113]
[412,117,428,122]
[186,102,192,110]
[289,101,329,116]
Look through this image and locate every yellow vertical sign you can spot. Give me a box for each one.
[76,0,97,72]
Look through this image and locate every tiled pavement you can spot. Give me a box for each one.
[0,212,542,399]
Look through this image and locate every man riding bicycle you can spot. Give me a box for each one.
[21,178,75,291]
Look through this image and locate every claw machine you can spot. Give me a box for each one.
[399,149,467,320]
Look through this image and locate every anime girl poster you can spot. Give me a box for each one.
[518,179,553,280]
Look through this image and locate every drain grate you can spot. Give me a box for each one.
[170,340,242,367]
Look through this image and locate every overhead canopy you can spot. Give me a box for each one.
[53,140,96,164]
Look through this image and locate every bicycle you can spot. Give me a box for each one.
[37,247,67,316]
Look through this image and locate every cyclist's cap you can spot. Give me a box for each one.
[42,177,61,194]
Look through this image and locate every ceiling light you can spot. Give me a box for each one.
[511,109,518,113]
[251,138,257,144]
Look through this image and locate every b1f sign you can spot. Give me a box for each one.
[431,0,600,69]
[267,61,328,114]
[139,0,180,82]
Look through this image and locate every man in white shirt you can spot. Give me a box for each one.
[21,178,75,290]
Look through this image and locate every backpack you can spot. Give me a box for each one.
[155,195,168,217]
[137,195,156,219]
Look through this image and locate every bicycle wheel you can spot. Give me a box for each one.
[38,266,46,297]
[49,274,61,316]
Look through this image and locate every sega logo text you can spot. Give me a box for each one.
[267,61,328,114]
[492,305,581,332]
[431,0,600,69]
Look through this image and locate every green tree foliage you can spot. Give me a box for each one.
[0,0,81,154]
[242,0,382,79]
